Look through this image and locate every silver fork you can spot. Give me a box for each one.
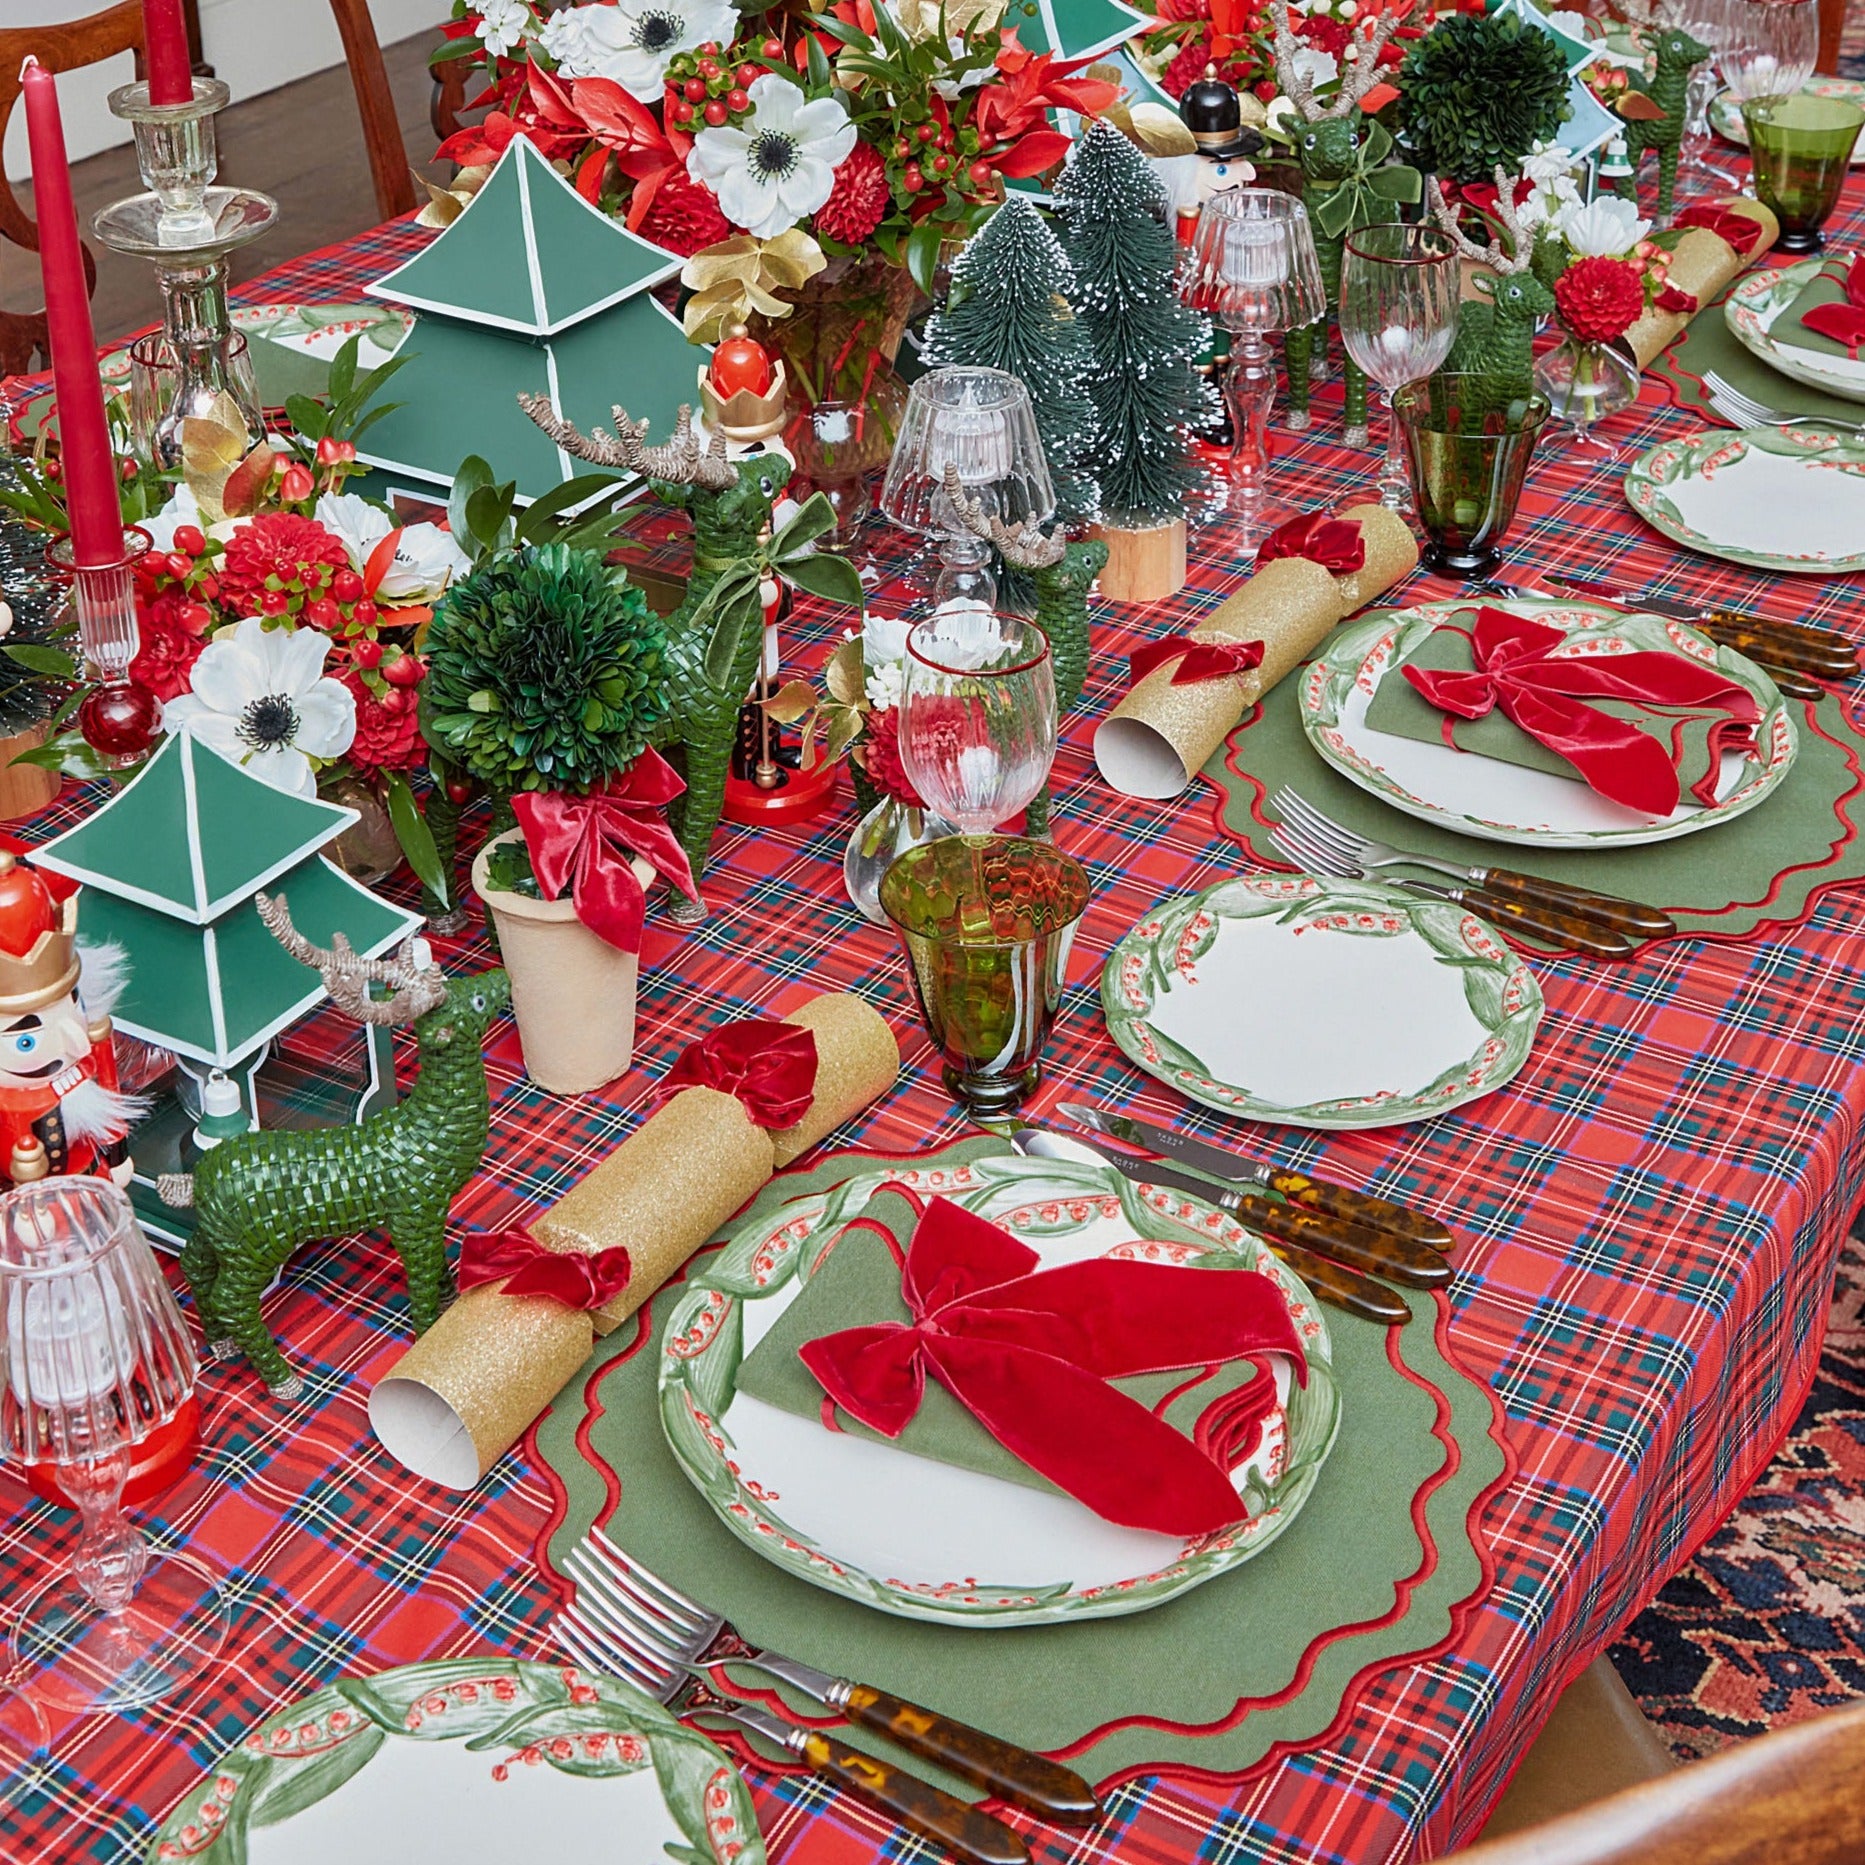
[1702,370,1865,433]
[1267,787,1674,944]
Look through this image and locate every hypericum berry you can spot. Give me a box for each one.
[173,524,207,556]
[382,651,425,687]
[939,127,955,149]
[969,159,994,187]
[332,567,364,602]
[445,777,474,804]
[915,121,936,143]
[703,98,728,123]
[43,459,60,482]
[259,588,291,616]
[698,39,719,52]
[734,62,759,84]
[195,573,219,601]
[760,35,783,56]
[279,463,315,503]
[903,162,923,190]
[931,152,949,173]
[672,98,694,122]
[697,56,721,78]
[120,457,138,482]
[350,635,383,669]
[683,76,707,101]
[894,136,910,158]
[177,601,212,634]
[304,596,340,628]
[726,86,749,110]
[351,597,378,628]
[165,552,194,581]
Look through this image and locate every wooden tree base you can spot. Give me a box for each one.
[1091,517,1188,604]
[0,723,60,824]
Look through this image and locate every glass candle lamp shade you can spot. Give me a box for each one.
[1743,94,1865,250]
[1720,0,1818,102]
[0,1176,226,1710]
[879,367,1054,612]
[1180,190,1327,538]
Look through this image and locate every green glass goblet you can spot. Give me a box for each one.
[1393,375,1551,580]
[879,833,1091,1116]
[1743,94,1865,253]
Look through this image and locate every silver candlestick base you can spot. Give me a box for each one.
[107,77,232,248]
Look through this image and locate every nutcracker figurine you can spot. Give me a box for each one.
[0,852,142,1187]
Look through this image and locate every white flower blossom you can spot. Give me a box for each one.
[313,492,468,605]
[1291,45,1339,89]
[162,617,356,798]
[688,72,857,239]
[540,0,738,102]
[474,0,533,59]
[865,660,906,711]
[1557,194,1651,258]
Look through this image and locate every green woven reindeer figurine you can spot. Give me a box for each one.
[1616,25,1711,223]
[159,897,510,1399]
[1428,171,1555,411]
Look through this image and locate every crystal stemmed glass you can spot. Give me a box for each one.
[897,612,1057,842]
[1,1177,227,1711]
[1721,0,1817,108]
[1179,189,1327,544]
[1338,223,1461,512]
[880,368,1054,614]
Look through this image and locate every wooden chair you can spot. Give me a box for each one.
[1442,1697,1865,1863]
[328,0,417,223]
[1815,0,1848,74]
[0,0,145,376]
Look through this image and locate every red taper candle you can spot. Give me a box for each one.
[141,0,194,107]
[21,58,124,569]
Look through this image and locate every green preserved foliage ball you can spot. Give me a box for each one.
[1398,10,1571,185]
[421,542,668,795]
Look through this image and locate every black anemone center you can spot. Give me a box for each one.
[749,130,798,180]
[239,694,299,750]
[632,10,682,50]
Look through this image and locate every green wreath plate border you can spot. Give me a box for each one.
[1625,423,1865,574]
[1101,874,1544,1128]
[657,1153,1341,1628]
[1725,258,1865,405]
[1299,600,1796,847]
[147,1657,765,1865]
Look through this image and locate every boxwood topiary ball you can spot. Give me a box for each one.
[1398,10,1572,186]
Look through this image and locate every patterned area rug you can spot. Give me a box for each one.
[1610,1236,1865,1759]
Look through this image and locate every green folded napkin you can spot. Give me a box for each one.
[1775,259,1864,358]
[735,1184,1278,1502]
[1361,612,1730,796]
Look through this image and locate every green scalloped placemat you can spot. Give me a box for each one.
[1211,633,1865,946]
[534,1137,1509,1787]
[1651,278,1865,427]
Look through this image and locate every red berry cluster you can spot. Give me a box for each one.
[888,113,996,202]
[663,37,782,129]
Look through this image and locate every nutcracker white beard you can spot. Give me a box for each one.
[61,1075,145,1146]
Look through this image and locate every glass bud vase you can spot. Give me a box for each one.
[844,794,954,925]
[1533,336,1641,458]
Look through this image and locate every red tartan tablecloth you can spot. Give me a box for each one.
[7,177,1865,1865]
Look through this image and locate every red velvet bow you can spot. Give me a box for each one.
[1129,637,1266,688]
[799,1190,1306,1538]
[1655,282,1699,315]
[458,1227,633,1308]
[663,1018,819,1129]
[1254,511,1367,574]
[1673,201,1765,257]
[511,750,698,954]
[1799,254,1865,356]
[1402,607,1760,816]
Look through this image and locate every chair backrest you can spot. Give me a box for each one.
[0,0,146,376]
[326,0,417,222]
[1441,1701,1865,1865]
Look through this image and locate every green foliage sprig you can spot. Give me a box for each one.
[420,541,668,794]
[1397,10,1571,185]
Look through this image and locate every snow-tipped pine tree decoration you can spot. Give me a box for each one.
[922,196,1100,527]
[1057,120,1213,528]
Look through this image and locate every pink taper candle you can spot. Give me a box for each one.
[21,59,124,569]
[141,0,193,106]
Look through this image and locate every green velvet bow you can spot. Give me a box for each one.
[1309,122,1423,241]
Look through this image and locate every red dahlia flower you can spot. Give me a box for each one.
[216,514,350,617]
[637,171,732,254]
[341,671,426,777]
[1553,255,1645,345]
[815,141,890,245]
[129,589,207,703]
[859,708,926,809]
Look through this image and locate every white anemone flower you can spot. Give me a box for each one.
[688,72,857,240]
[475,0,533,59]
[313,492,469,604]
[162,617,356,798]
[1522,139,1577,185]
[1291,45,1339,89]
[1557,194,1652,258]
[538,0,737,102]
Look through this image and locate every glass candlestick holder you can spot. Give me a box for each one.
[46,530,164,762]
[106,76,232,248]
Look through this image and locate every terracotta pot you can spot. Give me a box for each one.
[471,830,652,1095]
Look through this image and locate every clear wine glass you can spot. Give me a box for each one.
[897,612,1057,841]
[1,1177,227,1712]
[1338,223,1462,512]
[1721,0,1817,105]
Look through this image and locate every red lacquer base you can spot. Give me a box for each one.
[721,757,841,827]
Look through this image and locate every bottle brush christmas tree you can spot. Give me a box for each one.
[922,195,1100,528]
[1057,120,1212,596]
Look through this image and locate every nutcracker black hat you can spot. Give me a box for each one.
[1180,64,1261,160]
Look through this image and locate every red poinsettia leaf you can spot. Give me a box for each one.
[992,130,1072,178]
[363,527,403,597]
[573,75,665,152]
[623,162,670,230]
[1360,79,1399,113]
[1046,76,1122,114]
[575,145,610,202]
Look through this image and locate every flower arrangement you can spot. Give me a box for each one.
[1538,194,1685,345]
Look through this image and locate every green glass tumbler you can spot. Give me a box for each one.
[1393,375,1551,580]
[879,834,1091,1115]
[1743,94,1865,253]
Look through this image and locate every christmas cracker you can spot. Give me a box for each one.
[1618,196,1781,371]
[1093,503,1418,799]
[369,993,900,1488]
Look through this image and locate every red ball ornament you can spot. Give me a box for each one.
[79,682,162,759]
[710,327,773,398]
[0,853,60,958]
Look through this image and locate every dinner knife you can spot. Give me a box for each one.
[1545,576,1858,677]
[1009,1128,1419,1321]
[1061,1103,1454,1253]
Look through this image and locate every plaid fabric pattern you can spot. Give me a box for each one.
[6,183,1865,1864]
